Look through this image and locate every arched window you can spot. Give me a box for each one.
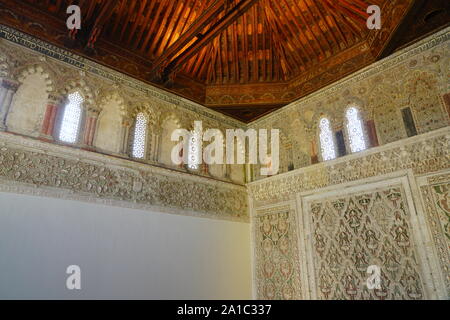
[59,91,83,144]
[132,112,148,159]
[319,118,337,161]
[188,131,200,170]
[345,106,367,153]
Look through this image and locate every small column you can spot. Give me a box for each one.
[225,164,232,179]
[120,116,132,155]
[201,163,209,175]
[40,94,63,141]
[149,133,160,162]
[335,129,348,157]
[310,139,319,164]
[443,93,450,119]
[0,79,19,131]
[178,145,185,169]
[82,108,101,149]
[365,119,379,148]
[151,133,162,163]
[0,84,7,108]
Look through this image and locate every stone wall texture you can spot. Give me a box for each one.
[0,24,449,299]
[250,128,450,299]
[249,27,449,179]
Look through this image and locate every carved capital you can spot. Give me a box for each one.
[47,94,65,106]
[1,79,19,92]
[86,107,101,118]
[121,116,133,128]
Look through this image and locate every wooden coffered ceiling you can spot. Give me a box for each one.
[0,0,446,122]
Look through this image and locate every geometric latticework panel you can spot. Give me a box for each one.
[346,107,367,153]
[319,118,337,161]
[59,91,83,144]
[254,205,302,300]
[132,113,148,159]
[308,185,427,299]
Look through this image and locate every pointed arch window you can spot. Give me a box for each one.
[319,117,337,161]
[132,112,148,159]
[346,106,367,153]
[59,91,83,144]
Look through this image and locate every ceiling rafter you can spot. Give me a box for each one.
[280,0,317,62]
[126,0,148,45]
[271,0,311,66]
[153,0,260,82]
[263,2,303,73]
[149,0,232,77]
[0,0,421,122]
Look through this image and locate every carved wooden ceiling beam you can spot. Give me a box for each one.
[0,0,433,122]
[149,0,229,77]
[150,0,260,82]
[85,0,122,49]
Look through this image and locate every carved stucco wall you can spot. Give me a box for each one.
[0,24,246,184]
[0,25,448,184]
[417,172,450,294]
[6,68,51,137]
[249,127,450,299]
[249,27,450,177]
[0,24,449,300]
[0,132,248,222]
[94,93,125,154]
[159,116,181,168]
[253,203,303,300]
[304,183,428,300]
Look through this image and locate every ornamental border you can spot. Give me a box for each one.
[248,126,450,202]
[0,132,249,223]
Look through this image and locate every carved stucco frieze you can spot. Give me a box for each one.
[249,28,449,177]
[0,132,248,222]
[249,127,450,205]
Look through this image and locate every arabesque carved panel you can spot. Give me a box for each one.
[306,185,427,300]
[0,133,248,222]
[419,173,450,295]
[254,205,302,300]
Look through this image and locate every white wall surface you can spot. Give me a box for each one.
[0,192,252,300]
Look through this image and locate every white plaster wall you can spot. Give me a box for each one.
[0,192,252,300]
[7,72,48,137]
[95,98,123,154]
[159,119,180,167]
